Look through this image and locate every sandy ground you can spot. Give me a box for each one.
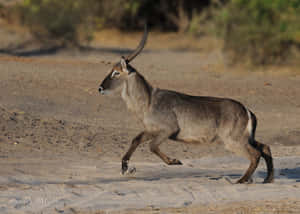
[2,156,300,214]
[0,25,300,213]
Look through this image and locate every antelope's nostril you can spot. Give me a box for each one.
[99,86,104,93]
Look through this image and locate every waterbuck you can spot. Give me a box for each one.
[98,26,274,183]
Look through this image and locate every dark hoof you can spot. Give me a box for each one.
[169,159,183,165]
[236,178,247,184]
[236,177,253,184]
[263,177,274,184]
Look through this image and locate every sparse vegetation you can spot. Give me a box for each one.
[16,0,98,45]
[14,0,209,42]
[2,0,300,65]
[214,0,300,65]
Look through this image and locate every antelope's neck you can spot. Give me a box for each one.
[121,72,152,117]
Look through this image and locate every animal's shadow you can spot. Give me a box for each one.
[6,165,300,187]
[257,167,300,182]
[7,168,243,186]
[0,43,153,57]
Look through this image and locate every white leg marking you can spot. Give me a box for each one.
[120,166,136,176]
[246,109,252,135]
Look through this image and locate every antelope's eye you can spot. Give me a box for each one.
[111,70,120,78]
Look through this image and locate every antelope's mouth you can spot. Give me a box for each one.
[98,86,111,95]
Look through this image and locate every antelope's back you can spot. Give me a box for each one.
[151,88,249,141]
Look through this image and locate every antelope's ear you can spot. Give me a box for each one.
[120,57,129,73]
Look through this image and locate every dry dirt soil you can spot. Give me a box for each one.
[0,26,300,214]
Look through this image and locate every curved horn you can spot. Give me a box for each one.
[125,24,148,62]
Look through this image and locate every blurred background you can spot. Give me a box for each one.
[0,0,300,66]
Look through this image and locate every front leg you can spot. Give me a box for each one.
[121,132,152,174]
[149,132,183,165]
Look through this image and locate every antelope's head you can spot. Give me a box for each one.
[99,25,148,95]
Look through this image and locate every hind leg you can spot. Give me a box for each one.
[236,143,261,184]
[255,141,274,183]
[224,137,261,184]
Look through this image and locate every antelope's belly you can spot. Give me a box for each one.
[175,127,217,144]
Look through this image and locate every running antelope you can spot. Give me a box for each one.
[98,26,274,183]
